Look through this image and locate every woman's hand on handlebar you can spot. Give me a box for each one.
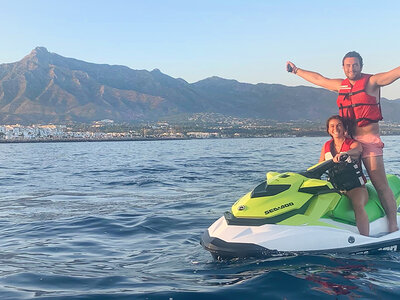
[333,152,348,163]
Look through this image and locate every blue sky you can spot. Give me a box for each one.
[1,0,400,99]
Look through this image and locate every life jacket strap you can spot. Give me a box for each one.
[338,89,365,96]
[355,117,380,124]
[340,102,380,109]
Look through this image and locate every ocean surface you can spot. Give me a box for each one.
[1,136,400,299]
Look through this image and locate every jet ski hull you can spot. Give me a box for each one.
[201,216,400,259]
[201,167,400,260]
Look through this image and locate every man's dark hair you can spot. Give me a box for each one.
[342,51,363,68]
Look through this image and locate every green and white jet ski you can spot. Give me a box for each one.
[201,158,400,259]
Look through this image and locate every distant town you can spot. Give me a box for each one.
[2,114,400,143]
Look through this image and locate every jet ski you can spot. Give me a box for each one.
[201,157,400,259]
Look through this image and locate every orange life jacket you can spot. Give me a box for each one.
[337,74,383,127]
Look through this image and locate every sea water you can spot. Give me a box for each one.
[1,137,400,299]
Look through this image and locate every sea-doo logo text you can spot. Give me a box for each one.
[264,202,294,215]
[378,245,398,251]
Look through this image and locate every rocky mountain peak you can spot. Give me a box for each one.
[22,46,52,66]
[32,46,49,54]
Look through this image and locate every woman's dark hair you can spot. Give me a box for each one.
[342,51,363,68]
[326,115,355,137]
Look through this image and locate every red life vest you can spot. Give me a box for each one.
[323,137,353,160]
[323,137,367,187]
[337,74,383,127]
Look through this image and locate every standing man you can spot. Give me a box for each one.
[287,51,400,232]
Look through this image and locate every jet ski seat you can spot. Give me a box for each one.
[329,175,400,225]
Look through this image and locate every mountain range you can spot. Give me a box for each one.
[0,47,399,124]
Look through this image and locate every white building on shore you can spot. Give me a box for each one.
[0,125,67,140]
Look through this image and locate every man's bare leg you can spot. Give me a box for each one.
[363,155,399,232]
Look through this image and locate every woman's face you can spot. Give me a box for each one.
[328,119,345,138]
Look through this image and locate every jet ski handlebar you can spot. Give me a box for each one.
[302,154,349,179]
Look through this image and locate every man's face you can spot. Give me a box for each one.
[343,57,362,81]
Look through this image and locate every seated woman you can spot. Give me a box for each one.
[319,115,369,236]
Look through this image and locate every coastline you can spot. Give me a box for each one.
[2,120,400,144]
[0,137,191,144]
[0,134,362,144]
[3,133,400,144]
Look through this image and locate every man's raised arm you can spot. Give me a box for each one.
[370,66,400,88]
[287,61,342,92]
